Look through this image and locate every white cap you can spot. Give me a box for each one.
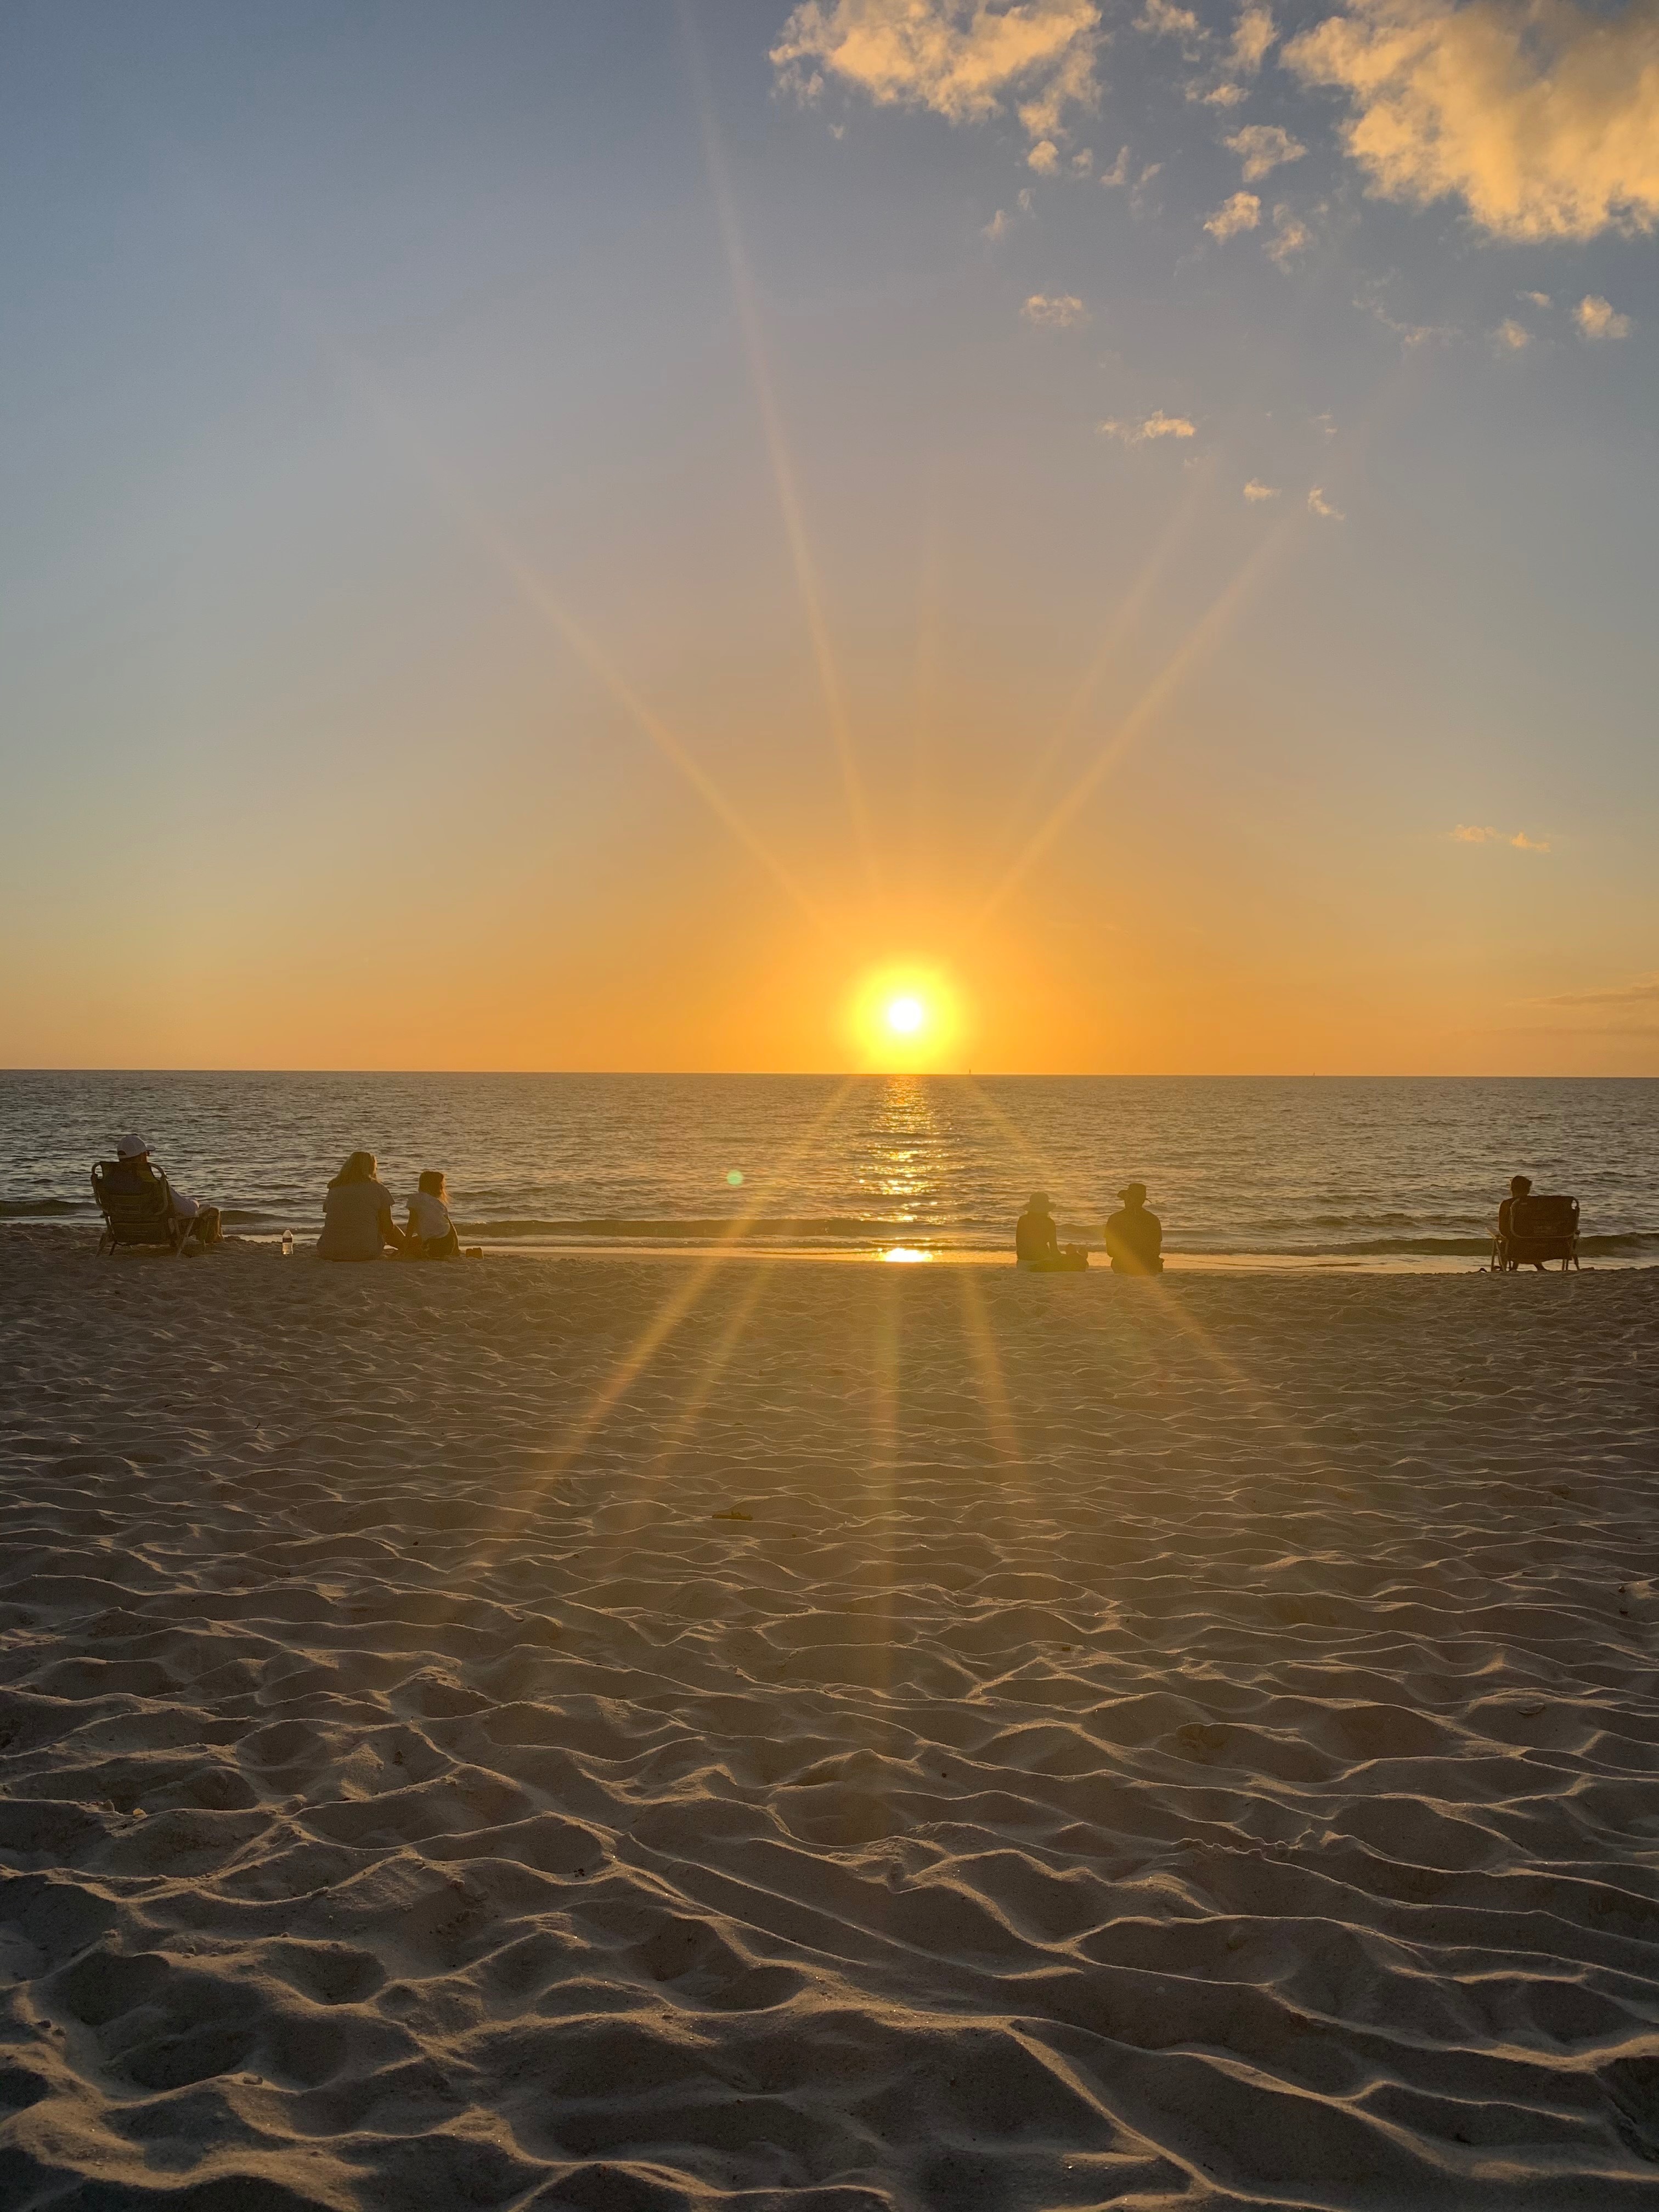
[116,1132,151,1159]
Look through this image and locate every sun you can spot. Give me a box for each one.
[847,966,963,1068]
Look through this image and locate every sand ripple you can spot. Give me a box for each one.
[2,1231,1658,2207]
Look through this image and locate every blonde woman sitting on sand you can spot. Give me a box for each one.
[316,1150,408,1261]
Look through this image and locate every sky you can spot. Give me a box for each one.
[1,0,1656,1075]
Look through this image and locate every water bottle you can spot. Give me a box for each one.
[281,1229,294,1258]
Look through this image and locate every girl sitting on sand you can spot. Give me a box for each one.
[406,1170,460,1260]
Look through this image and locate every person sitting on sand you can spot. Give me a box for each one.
[317,1150,408,1261]
[1497,1174,1548,1273]
[1104,1182,1163,1276]
[406,1170,460,1260]
[106,1132,222,1247]
[1015,1193,1088,1271]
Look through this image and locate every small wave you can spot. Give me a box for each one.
[461,1216,911,1243]
[0,1198,94,1218]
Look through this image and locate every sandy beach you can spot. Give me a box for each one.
[2,1228,1657,2209]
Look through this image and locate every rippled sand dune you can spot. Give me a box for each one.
[2,1229,1658,2209]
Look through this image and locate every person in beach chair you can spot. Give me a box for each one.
[92,1133,222,1256]
[1015,1193,1088,1271]
[1104,1182,1164,1276]
[1492,1176,1580,1273]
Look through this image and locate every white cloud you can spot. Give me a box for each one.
[1232,3,1276,71]
[1520,289,1552,308]
[983,207,1012,238]
[1199,80,1251,103]
[1226,123,1307,181]
[1243,479,1280,499]
[1023,291,1089,326]
[1100,144,1131,185]
[1307,485,1344,517]
[1266,203,1312,262]
[1101,410,1198,442]
[1285,0,1659,242]
[1204,189,1262,238]
[1575,293,1631,340]
[1494,317,1530,349]
[771,0,1102,145]
[1028,136,1062,172]
[1510,830,1550,851]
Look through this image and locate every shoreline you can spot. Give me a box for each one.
[9,1221,1653,1275]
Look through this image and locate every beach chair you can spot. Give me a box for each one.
[91,1161,196,1256]
[1491,1193,1580,1273]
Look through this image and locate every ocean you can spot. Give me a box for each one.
[3,1071,1656,1269]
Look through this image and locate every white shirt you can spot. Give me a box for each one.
[408,1191,452,1238]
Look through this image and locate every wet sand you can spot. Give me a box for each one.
[2,1228,1658,2209]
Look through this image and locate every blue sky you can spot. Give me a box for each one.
[2,0,1655,1071]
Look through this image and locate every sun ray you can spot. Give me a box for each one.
[458,1076,865,1583]
[679,0,880,894]
[956,1265,1022,1475]
[957,1074,1330,1469]
[1006,456,1216,835]
[978,522,1293,927]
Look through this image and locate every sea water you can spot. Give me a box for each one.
[3,1071,1656,1268]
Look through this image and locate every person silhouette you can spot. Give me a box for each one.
[1104,1182,1163,1276]
[1497,1174,1547,1272]
[1015,1193,1087,1271]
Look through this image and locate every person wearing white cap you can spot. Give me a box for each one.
[108,1133,222,1248]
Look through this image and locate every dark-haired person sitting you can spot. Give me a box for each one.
[317,1150,409,1261]
[1104,1182,1163,1276]
[1496,1173,1550,1272]
[1015,1193,1088,1271]
[106,1132,222,1248]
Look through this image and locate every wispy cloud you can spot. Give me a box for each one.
[1023,291,1089,327]
[1452,823,1549,850]
[1520,290,1552,308]
[983,206,1012,238]
[1099,144,1131,186]
[1226,123,1306,182]
[1205,189,1261,239]
[1575,293,1632,341]
[1285,0,1659,241]
[1028,137,1062,172]
[1243,479,1280,500]
[1307,486,1344,518]
[1265,204,1312,263]
[1101,409,1198,443]
[771,0,1102,146]
[1232,3,1276,71]
[1494,317,1530,350]
[1540,977,1659,1007]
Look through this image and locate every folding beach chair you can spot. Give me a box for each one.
[1491,1193,1580,1273]
[91,1160,196,1256]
